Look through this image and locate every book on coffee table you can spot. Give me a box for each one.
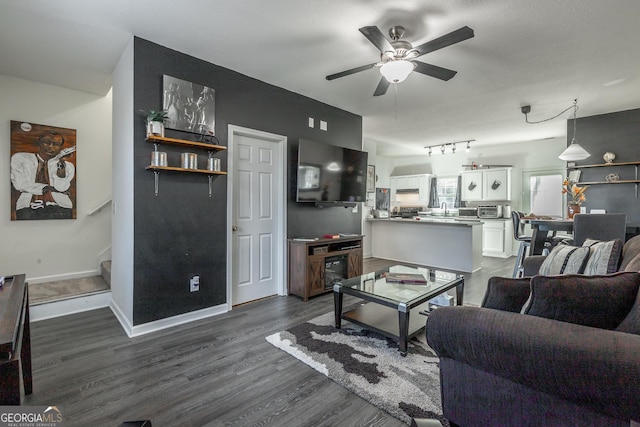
[383,272,428,284]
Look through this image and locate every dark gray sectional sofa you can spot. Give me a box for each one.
[425,234,640,426]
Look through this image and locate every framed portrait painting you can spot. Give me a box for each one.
[10,121,77,220]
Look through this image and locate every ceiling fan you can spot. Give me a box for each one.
[326,25,474,96]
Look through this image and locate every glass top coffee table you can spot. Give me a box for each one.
[333,265,464,355]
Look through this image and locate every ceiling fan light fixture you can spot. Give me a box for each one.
[380,60,414,83]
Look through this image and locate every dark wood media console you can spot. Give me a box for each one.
[0,274,32,404]
[288,236,363,301]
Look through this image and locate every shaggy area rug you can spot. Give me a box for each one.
[265,310,446,425]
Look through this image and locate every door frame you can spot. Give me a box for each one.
[226,124,288,310]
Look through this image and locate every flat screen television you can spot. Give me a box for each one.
[296,139,368,204]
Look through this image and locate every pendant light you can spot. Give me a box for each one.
[558,100,590,161]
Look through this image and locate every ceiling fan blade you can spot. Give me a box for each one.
[326,63,377,81]
[359,26,394,53]
[413,26,474,57]
[413,61,458,81]
[373,77,390,96]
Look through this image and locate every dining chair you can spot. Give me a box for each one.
[511,211,561,277]
[572,213,627,246]
[511,211,532,278]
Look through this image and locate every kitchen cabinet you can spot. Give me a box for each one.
[462,168,512,201]
[390,174,431,205]
[482,219,513,258]
[461,170,484,201]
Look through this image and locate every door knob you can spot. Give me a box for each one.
[232,225,238,231]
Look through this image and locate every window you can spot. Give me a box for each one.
[530,174,563,217]
[437,176,459,207]
[521,169,565,217]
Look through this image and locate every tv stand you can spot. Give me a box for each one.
[288,236,363,301]
[314,201,357,208]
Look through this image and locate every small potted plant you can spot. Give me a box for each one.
[144,109,168,137]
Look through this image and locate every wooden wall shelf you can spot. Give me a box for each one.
[145,165,227,175]
[146,135,227,151]
[568,161,640,198]
[145,135,226,196]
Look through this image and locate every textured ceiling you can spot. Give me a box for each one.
[2,0,640,157]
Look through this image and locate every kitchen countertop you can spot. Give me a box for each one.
[367,217,483,226]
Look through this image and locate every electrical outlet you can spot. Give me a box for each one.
[190,275,200,292]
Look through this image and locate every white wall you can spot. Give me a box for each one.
[0,75,112,282]
[110,38,135,331]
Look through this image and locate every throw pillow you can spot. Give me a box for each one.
[624,253,640,273]
[538,245,590,275]
[616,289,640,335]
[481,276,531,312]
[523,272,640,329]
[582,238,623,275]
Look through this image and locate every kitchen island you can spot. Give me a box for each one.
[368,217,483,273]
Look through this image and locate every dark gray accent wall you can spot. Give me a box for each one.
[133,38,362,325]
[569,108,640,225]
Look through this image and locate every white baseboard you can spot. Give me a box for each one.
[110,302,229,338]
[28,270,100,285]
[31,291,111,322]
[32,292,229,338]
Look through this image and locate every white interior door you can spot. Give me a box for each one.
[228,126,286,306]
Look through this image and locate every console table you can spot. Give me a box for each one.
[288,236,363,301]
[0,274,33,404]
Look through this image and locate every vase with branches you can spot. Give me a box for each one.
[562,179,589,218]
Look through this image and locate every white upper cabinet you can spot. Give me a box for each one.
[462,168,512,201]
[461,170,484,201]
[483,168,511,201]
[390,174,431,205]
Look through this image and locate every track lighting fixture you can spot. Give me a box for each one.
[425,139,474,157]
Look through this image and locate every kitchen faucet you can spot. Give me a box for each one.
[441,202,448,216]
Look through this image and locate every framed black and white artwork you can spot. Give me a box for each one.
[366,165,376,193]
[163,75,215,136]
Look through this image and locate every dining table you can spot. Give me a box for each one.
[524,217,574,255]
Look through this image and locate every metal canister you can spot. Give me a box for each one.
[207,158,221,171]
[151,151,167,167]
[181,153,198,169]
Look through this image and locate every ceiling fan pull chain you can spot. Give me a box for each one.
[394,83,398,120]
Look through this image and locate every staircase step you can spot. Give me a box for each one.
[30,275,110,306]
[101,260,111,286]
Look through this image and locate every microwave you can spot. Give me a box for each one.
[458,207,478,217]
[478,205,503,218]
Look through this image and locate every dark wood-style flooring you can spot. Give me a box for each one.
[25,256,515,427]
